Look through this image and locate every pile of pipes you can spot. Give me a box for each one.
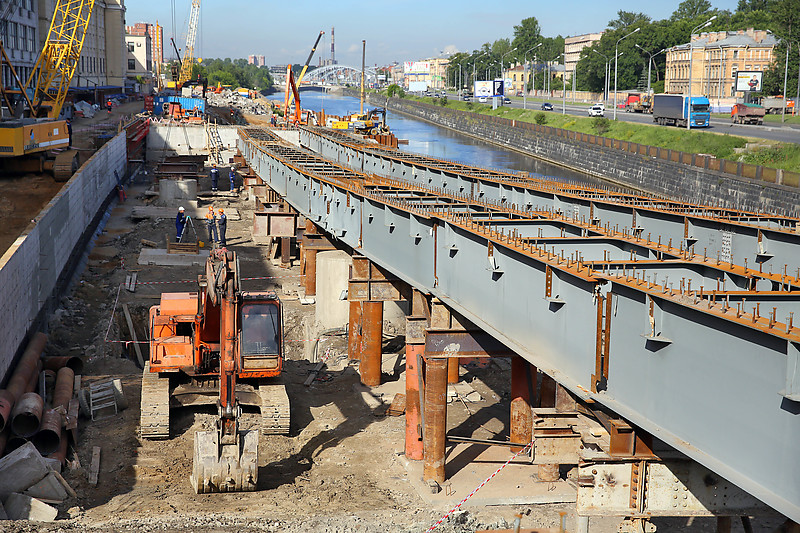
[207,89,271,116]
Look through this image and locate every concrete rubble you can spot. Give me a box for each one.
[207,89,272,116]
[0,442,71,521]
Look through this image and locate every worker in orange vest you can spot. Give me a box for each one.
[205,206,218,245]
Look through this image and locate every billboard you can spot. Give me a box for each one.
[404,61,430,74]
[409,81,428,92]
[493,79,504,97]
[735,71,763,92]
[474,80,492,98]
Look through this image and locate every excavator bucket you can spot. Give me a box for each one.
[190,429,259,493]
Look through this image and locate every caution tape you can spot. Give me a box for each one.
[132,274,306,287]
[425,441,534,532]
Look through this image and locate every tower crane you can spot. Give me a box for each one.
[178,0,200,87]
[0,0,96,180]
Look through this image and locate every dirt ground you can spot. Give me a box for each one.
[2,120,791,532]
[0,101,146,257]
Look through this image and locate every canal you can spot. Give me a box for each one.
[267,92,608,187]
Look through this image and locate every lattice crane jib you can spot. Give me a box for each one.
[28,0,96,119]
[178,0,200,85]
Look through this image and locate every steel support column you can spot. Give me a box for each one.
[359,301,383,387]
[511,355,535,452]
[423,357,448,484]
[348,301,363,360]
[405,342,424,460]
[447,358,459,384]
[304,249,318,297]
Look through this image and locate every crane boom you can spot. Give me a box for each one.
[178,0,201,86]
[27,0,96,119]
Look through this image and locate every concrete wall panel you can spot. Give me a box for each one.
[0,134,127,380]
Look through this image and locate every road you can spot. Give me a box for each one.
[493,97,800,144]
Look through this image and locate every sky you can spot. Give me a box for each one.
[128,0,741,67]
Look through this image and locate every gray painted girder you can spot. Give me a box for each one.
[238,133,800,523]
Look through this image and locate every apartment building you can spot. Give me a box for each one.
[1,0,39,89]
[564,32,603,81]
[665,28,777,98]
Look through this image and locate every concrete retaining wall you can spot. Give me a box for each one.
[0,134,128,379]
[147,124,239,160]
[369,94,800,215]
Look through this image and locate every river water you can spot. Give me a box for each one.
[266,91,604,186]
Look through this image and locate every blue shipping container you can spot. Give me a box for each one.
[152,96,206,115]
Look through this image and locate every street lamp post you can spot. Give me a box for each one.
[523,43,542,109]
[592,49,610,105]
[500,47,517,103]
[559,53,567,114]
[687,15,716,129]
[782,42,791,123]
[635,44,667,93]
[613,27,641,120]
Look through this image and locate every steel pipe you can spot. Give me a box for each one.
[358,301,383,387]
[0,333,47,431]
[48,428,68,464]
[42,356,84,374]
[423,357,448,484]
[33,409,61,455]
[10,392,43,438]
[52,367,75,410]
[5,434,28,453]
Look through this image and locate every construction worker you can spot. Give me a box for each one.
[66,119,72,148]
[228,168,236,192]
[210,163,219,192]
[205,206,218,245]
[217,208,227,247]
[175,206,186,241]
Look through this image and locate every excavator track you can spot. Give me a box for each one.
[140,362,170,439]
[259,377,290,435]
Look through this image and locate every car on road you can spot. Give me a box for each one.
[516,90,523,97]
[503,97,511,104]
[541,102,553,111]
[588,104,605,117]
[478,96,488,103]
[462,95,471,102]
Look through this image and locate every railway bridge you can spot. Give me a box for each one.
[237,125,800,528]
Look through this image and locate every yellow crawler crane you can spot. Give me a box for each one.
[0,0,95,180]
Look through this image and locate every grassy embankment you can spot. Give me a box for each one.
[394,94,800,173]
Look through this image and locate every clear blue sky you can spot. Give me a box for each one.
[128,0,740,67]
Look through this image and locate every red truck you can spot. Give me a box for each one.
[731,103,765,125]
[624,92,653,113]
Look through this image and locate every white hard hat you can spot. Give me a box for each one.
[179,206,185,211]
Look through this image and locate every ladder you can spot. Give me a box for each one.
[88,381,118,420]
[206,119,223,165]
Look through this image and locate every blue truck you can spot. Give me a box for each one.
[652,94,710,128]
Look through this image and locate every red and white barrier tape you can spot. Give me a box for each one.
[425,441,533,532]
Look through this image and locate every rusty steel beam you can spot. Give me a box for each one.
[423,357,448,484]
[358,301,383,387]
[424,329,515,358]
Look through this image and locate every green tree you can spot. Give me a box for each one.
[511,17,543,61]
[671,0,714,21]
[608,11,651,30]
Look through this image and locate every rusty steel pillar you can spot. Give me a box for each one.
[510,356,535,452]
[447,358,459,384]
[348,302,363,361]
[280,236,291,267]
[405,342,424,460]
[304,249,318,297]
[423,357,448,484]
[359,301,383,387]
[540,373,557,408]
[510,397,532,453]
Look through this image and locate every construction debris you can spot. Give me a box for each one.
[207,89,272,116]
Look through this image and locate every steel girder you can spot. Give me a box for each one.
[238,127,800,522]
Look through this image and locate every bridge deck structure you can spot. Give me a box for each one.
[238,125,800,523]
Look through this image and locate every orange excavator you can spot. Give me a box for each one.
[141,249,289,493]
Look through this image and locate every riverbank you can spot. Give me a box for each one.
[358,91,800,215]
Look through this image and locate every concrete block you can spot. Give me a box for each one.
[314,250,352,330]
[43,458,61,474]
[3,493,58,522]
[137,248,210,267]
[0,500,7,519]
[158,178,198,206]
[23,472,68,502]
[0,442,49,499]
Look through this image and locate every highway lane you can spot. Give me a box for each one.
[485,96,800,144]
